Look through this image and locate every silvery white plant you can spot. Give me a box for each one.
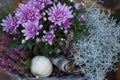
[73,2,120,80]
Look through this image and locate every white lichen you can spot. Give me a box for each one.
[73,4,120,80]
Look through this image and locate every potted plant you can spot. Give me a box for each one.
[0,0,120,80]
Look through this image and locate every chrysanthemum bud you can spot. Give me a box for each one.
[21,39,26,44]
[70,0,73,2]
[43,17,47,21]
[60,38,64,41]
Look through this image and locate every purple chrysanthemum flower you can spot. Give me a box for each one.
[27,0,45,10]
[46,2,73,26]
[61,19,71,30]
[74,3,81,9]
[22,21,43,40]
[81,14,87,21]
[49,25,56,31]
[42,30,55,45]
[36,38,41,44]
[33,0,52,4]
[1,14,19,34]
[15,3,41,24]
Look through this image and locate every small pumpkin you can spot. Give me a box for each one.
[30,56,53,77]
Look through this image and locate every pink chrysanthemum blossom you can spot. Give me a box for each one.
[81,14,87,21]
[33,0,52,4]
[49,25,56,31]
[42,30,55,45]
[46,2,73,26]
[1,14,19,34]
[74,3,81,9]
[36,38,41,44]
[27,0,45,10]
[15,3,41,24]
[61,19,71,30]
[22,21,43,40]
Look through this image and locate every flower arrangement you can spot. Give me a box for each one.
[0,0,120,80]
[1,0,86,56]
[0,0,87,78]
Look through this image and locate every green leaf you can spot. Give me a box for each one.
[7,40,19,49]
[17,44,25,50]
[33,45,39,55]
[26,42,32,49]
[41,44,50,56]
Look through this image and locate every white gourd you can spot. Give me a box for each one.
[30,56,53,77]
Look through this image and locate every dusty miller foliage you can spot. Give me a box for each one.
[73,2,120,80]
